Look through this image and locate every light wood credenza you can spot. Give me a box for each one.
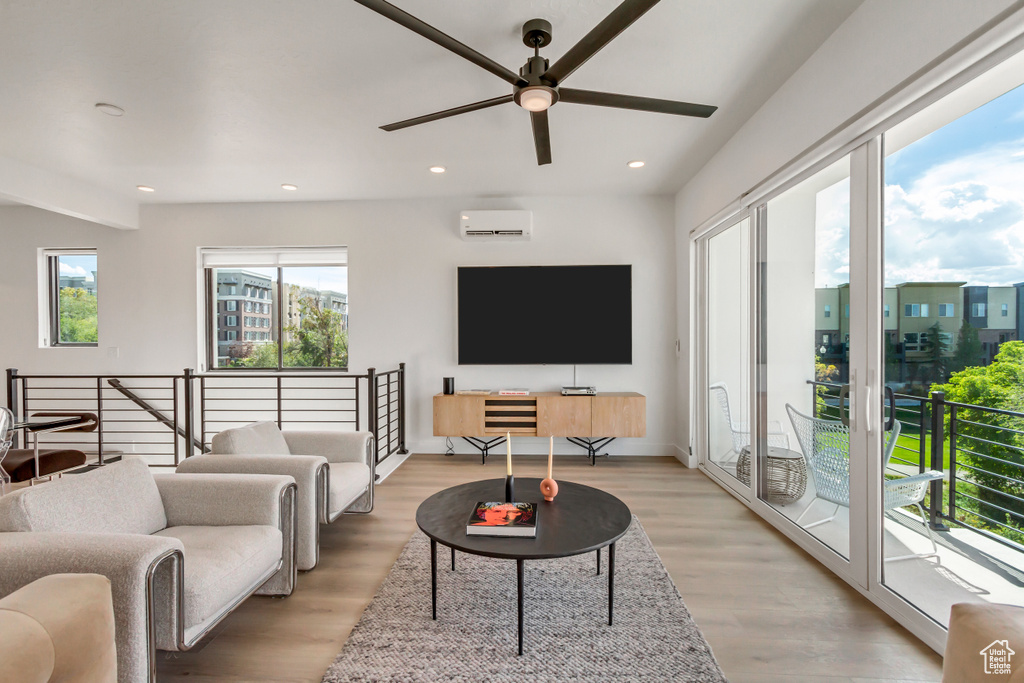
[433,392,645,465]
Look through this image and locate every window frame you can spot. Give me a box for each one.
[202,248,349,372]
[42,248,99,348]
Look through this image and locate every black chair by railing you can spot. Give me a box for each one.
[6,364,408,469]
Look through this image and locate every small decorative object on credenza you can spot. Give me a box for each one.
[455,389,491,395]
[498,388,530,396]
[540,435,559,502]
[443,377,455,395]
[505,432,515,503]
[466,501,538,537]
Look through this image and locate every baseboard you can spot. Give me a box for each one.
[374,450,410,482]
[672,444,697,468]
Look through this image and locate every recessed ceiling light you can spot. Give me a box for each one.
[627,160,645,168]
[281,184,298,191]
[137,185,155,192]
[429,166,446,174]
[95,103,125,116]
[461,215,469,220]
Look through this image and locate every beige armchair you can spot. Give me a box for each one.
[0,458,296,683]
[0,573,117,683]
[176,421,374,571]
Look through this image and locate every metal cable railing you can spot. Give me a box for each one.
[7,363,407,469]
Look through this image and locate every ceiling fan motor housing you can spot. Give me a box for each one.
[522,18,553,48]
[515,55,558,108]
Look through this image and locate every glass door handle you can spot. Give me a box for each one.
[884,386,895,431]
[839,384,851,427]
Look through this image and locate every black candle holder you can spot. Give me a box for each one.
[505,474,515,503]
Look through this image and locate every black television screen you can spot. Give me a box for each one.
[458,265,632,365]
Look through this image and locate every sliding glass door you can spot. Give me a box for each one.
[703,218,751,491]
[696,42,1024,649]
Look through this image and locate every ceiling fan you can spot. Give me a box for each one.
[352,0,718,165]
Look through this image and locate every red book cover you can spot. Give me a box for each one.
[466,501,537,537]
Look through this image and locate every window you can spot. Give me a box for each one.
[973,303,987,317]
[938,303,955,317]
[226,315,237,326]
[824,304,831,318]
[226,330,236,341]
[921,303,929,317]
[1002,303,1009,317]
[41,249,98,346]
[884,304,890,318]
[226,300,237,312]
[905,304,920,317]
[203,247,349,370]
[844,304,850,318]
[904,332,920,351]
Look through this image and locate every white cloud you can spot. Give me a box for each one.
[58,263,93,280]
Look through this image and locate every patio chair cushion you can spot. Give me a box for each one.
[0,457,167,535]
[943,602,1024,682]
[211,421,291,456]
[1,448,87,482]
[328,462,371,515]
[153,524,282,630]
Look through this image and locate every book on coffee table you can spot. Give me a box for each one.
[466,501,537,537]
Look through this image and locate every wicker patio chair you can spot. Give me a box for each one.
[785,403,944,562]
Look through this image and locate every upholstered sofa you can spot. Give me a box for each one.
[176,422,373,571]
[0,573,117,683]
[0,458,296,683]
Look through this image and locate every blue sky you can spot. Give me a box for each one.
[815,81,1024,288]
[58,254,97,281]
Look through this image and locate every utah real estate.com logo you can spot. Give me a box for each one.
[980,639,1015,675]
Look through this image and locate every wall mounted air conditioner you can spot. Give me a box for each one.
[459,210,532,241]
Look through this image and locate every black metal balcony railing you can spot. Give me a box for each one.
[6,364,407,468]
[810,380,1024,551]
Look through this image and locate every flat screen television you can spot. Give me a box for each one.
[457,265,632,365]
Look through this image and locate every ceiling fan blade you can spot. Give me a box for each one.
[542,0,661,85]
[352,0,527,87]
[531,110,552,166]
[380,95,514,132]
[559,88,717,118]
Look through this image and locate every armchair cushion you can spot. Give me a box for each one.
[944,602,1024,682]
[0,457,167,535]
[329,462,372,515]
[211,421,290,456]
[153,525,282,632]
[153,472,293,529]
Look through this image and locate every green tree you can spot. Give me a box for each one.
[950,320,983,374]
[815,353,839,418]
[235,341,279,368]
[933,341,1024,542]
[922,322,950,384]
[286,292,348,368]
[58,287,98,342]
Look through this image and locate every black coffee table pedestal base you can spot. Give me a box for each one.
[430,539,616,655]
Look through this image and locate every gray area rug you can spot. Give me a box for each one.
[323,517,726,682]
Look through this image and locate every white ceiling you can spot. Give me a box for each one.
[0,0,862,207]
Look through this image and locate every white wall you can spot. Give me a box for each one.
[674,0,1017,465]
[0,195,678,457]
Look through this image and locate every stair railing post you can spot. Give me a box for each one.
[183,368,195,458]
[6,368,18,447]
[367,367,378,465]
[398,362,408,454]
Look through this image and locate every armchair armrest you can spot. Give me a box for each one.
[153,472,294,528]
[0,531,184,683]
[283,431,373,466]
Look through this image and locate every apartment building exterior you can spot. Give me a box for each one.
[816,281,1022,381]
[215,269,274,363]
[282,286,348,343]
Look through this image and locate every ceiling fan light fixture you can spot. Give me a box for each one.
[518,86,554,112]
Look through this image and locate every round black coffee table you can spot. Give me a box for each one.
[415,478,632,655]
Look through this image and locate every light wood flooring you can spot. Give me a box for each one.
[156,454,944,682]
